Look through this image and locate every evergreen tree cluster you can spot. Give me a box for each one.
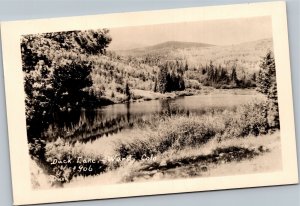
[201,61,255,89]
[155,61,186,93]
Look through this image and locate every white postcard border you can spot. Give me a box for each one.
[0,1,298,205]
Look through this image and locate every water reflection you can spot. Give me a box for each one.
[44,94,256,143]
[45,100,174,143]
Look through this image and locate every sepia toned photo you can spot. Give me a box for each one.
[1,1,298,205]
[24,17,282,188]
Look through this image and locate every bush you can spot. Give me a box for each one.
[222,100,269,138]
[29,138,46,159]
[186,79,201,90]
[44,138,107,183]
[114,115,222,159]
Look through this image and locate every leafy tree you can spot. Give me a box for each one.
[21,29,112,140]
[52,61,93,112]
[74,29,111,55]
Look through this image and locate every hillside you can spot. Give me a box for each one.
[86,38,275,102]
[114,41,214,57]
[114,38,273,72]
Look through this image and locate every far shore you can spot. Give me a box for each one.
[82,87,259,111]
[109,87,258,105]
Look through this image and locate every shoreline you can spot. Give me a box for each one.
[99,87,258,106]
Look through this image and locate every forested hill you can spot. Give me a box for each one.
[113,38,273,72]
[88,38,273,102]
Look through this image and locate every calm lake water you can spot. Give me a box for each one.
[45,91,261,143]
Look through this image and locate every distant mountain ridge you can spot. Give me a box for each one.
[137,41,214,51]
[114,41,214,57]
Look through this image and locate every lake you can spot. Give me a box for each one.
[44,90,262,143]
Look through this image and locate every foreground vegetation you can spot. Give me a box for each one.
[62,131,280,186]
[29,96,280,188]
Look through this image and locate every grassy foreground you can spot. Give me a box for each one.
[64,131,281,186]
[30,131,281,188]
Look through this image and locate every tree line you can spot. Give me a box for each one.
[200,61,256,89]
[153,59,258,93]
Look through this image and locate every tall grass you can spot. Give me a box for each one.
[113,99,271,160]
[115,114,223,159]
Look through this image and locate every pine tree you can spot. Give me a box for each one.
[202,67,207,75]
[252,73,257,82]
[220,67,229,83]
[184,61,189,71]
[157,65,168,93]
[153,78,158,92]
[230,65,238,84]
[178,76,185,90]
[207,61,214,81]
[125,82,131,101]
[268,80,279,129]
[257,51,279,129]
[169,70,177,91]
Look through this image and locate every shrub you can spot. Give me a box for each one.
[44,138,107,183]
[222,100,269,138]
[29,138,46,160]
[157,116,218,151]
[114,115,222,160]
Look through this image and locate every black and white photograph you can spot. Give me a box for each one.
[1,1,298,205]
[24,17,283,188]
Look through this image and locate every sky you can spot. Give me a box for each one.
[108,16,272,50]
